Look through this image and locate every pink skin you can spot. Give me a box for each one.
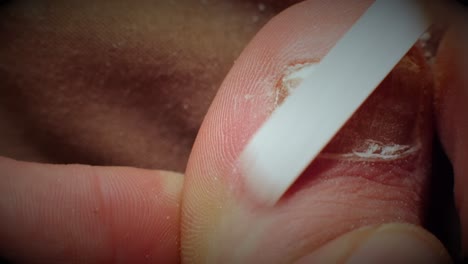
[0,0,466,263]
[181,0,436,262]
[0,158,183,263]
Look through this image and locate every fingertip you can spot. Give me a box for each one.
[0,158,183,263]
[299,223,451,264]
[182,0,436,262]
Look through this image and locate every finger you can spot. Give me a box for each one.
[0,157,182,264]
[435,19,468,253]
[299,223,449,264]
[182,0,449,262]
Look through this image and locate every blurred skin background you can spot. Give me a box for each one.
[0,0,302,171]
[0,0,466,263]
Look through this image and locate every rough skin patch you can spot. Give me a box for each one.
[281,62,319,94]
[319,139,421,161]
[271,50,427,162]
[272,61,319,108]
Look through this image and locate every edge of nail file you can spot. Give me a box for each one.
[239,0,432,206]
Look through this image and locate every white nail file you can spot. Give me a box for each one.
[239,0,432,205]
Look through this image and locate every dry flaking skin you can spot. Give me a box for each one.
[272,45,432,163]
[273,61,319,107]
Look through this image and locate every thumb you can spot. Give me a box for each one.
[300,223,450,264]
[182,0,451,262]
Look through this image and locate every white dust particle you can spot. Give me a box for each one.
[252,15,260,23]
[258,3,266,12]
[244,94,255,101]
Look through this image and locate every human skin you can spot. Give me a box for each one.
[181,1,437,262]
[0,0,466,263]
[0,0,301,171]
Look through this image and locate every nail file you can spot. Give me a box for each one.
[239,0,432,206]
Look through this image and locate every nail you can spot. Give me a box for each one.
[297,224,451,264]
[346,224,451,264]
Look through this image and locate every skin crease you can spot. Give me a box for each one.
[0,0,465,263]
